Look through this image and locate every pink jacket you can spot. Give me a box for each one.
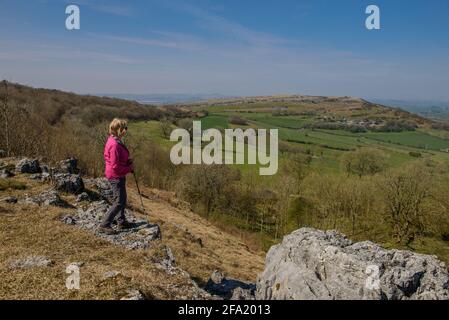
[104,135,133,180]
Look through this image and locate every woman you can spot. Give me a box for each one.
[99,118,134,235]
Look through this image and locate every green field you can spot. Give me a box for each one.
[128,100,449,260]
[360,131,449,151]
[199,113,449,170]
[199,115,230,130]
[131,109,449,179]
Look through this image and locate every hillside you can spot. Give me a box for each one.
[0,157,264,299]
[1,157,449,300]
[2,82,449,286]
[174,94,432,127]
[0,81,193,126]
[132,93,449,259]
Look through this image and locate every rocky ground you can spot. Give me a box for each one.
[256,228,449,300]
[0,157,262,300]
[2,157,449,300]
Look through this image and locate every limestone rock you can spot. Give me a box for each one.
[56,158,79,174]
[0,169,14,178]
[231,287,256,300]
[61,201,161,250]
[120,289,146,300]
[2,196,18,204]
[76,192,90,202]
[9,256,53,269]
[255,228,449,300]
[53,173,84,194]
[92,178,114,202]
[23,189,67,207]
[150,244,176,270]
[16,158,41,174]
[102,270,121,280]
[205,270,256,300]
[28,172,51,182]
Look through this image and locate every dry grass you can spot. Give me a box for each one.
[0,178,27,191]
[126,186,265,286]
[0,174,264,300]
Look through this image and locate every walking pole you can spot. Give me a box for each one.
[133,171,146,215]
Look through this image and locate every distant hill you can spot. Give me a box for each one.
[371,98,449,122]
[101,93,233,105]
[175,94,435,129]
[0,81,175,126]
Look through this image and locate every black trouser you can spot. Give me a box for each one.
[101,177,127,227]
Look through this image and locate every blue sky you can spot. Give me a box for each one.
[1,0,448,100]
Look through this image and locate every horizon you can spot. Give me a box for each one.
[6,80,449,107]
[1,0,449,101]
[5,80,449,107]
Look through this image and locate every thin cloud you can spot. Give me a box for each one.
[87,31,210,52]
[162,0,298,47]
[64,0,135,17]
[0,47,140,64]
[89,4,135,17]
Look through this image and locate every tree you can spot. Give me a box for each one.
[159,118,173,139]
[229,116,248,126]
[282,153,312,194]
[0,81,11,156]
[176,118,193,131]
[176,165,239,217]
[342,148,387,178]
[379,164,435,245]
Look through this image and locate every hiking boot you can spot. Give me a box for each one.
[117,221,135,231]
[98,226,117,235]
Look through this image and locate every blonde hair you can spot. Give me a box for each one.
[109,118,128,137]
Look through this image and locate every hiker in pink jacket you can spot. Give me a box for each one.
[99,118,134,234]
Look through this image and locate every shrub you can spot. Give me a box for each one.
[176,165,240,217]
[229,116,248,126]
[159,119,173,139]
[378,163,440,244]
[0,179,27,191]
[374,120,418,132]
[409,151,422,158]
[342,148,388,178]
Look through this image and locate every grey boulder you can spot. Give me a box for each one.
[256,228,449,300]
[16,158,41,174]
[76,192,90,202]
[54,173,84,194]
[28,172,51,182]
[120,289,146,300]
[23,189,67,207]
[56,158,79,174]
[61,200,161,250]
[205,270,256,300]
[0,169,14,178]
[2,196,18,204]
[9,256,53,269]
[92,178,114,202]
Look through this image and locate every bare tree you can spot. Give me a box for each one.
[0,80,11,156]
[380,164,433,245]
[342,148,387,178]
[159,118,173,139]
